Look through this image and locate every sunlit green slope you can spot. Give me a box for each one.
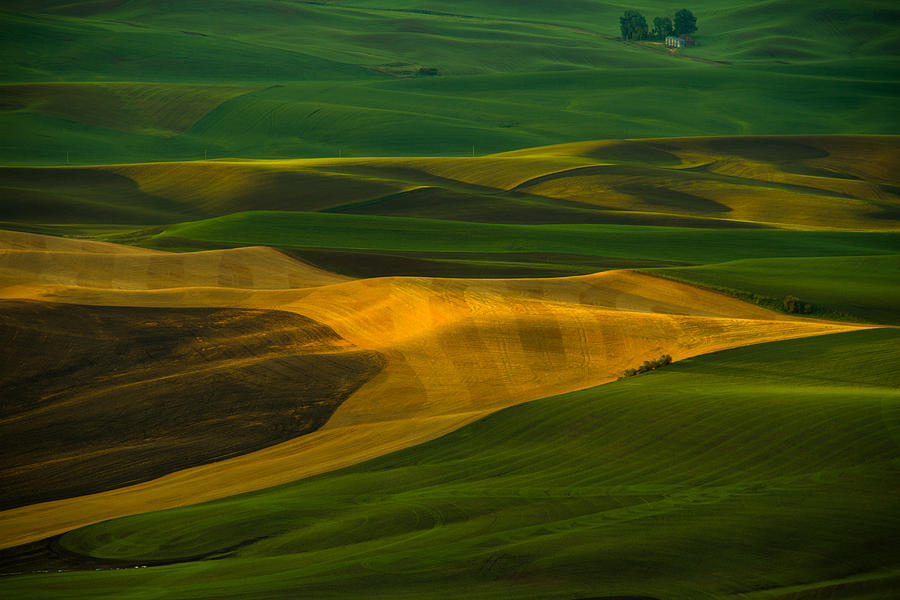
[5,327,899,599]
[1,1,897,163]
[648,254,900,325]
[119,208,898,270]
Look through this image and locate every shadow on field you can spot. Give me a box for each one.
[0,300,384,509]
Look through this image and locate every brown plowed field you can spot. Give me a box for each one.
[0,300,384,510]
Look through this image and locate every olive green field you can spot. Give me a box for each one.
[1,1,899,599]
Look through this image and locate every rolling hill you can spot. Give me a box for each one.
[0,229,867,551]
[2,327,897,599]
[647,254,900,325]
[1,1,898,163]
[0,299,383,510]
[3,135,896,231]
[1,0,898,598]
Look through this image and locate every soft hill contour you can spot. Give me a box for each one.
[3,136,898,232]
[2,2,897,162]
[2,327,898,599]
[0,229,870,549]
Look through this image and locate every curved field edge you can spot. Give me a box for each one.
[2,327,898,599]
[3,135,898,233]
[0,83,259,136]
[127,211,900,264]
[0,230,869,551]
[0,300,384,510]
[641,254,900,325]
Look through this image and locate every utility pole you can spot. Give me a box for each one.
[66,151,69,165]
[472,144,475,157]
[204,148,207,160]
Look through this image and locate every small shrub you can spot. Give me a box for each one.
[784,295,814,314]
[417,67,439,76]
[619,354,672,379]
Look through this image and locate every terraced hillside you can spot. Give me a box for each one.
[2,1,898,163]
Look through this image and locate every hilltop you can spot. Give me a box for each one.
[1,1,898,163]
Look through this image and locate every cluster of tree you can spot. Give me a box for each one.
[619,8,697,41]
[783,295,814,314]
[620,354,673,379]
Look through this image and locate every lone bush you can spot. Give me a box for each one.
[620,354,672,379]
[783,295,814,314]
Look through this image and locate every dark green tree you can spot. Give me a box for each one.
[673,9,697,36]
[619,10,649,41]
[783,295,814,314]
[653,16,674,40]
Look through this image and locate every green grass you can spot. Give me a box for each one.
[1,1,897,164]
[278,247,683,279]
[0,167,200,224]
[2,68,895,165]
[0,9,381,83]
[1,2,898,598]
[647,255,900,325]
[0,83,255,136]
[128,210,900,264]
[4,327,898,599]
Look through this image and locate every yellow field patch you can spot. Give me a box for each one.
[0,230,871,548]
[0,232,350,291]
[3,135,896,230]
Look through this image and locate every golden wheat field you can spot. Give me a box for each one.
[0,229,870,550]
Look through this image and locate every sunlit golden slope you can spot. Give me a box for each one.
[490,136,900,230]
[3,135,896,230]
[290,271,842,428]
[0,230,870,548]
[0,229,163,254]
[496,135,900,183]
[0,229,350,292]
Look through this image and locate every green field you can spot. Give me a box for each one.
[4,328,898,599]
[648,255,900,324]
[2,1,900,598]
[123,209,899,273]
[1,1,898,164]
